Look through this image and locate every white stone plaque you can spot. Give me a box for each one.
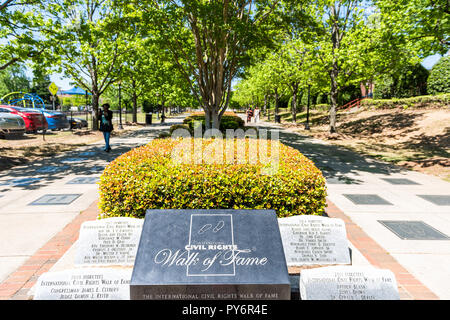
[75,217,144,266]
[299,266,400,300]
[34,268,132,300]
[278,215,350,266]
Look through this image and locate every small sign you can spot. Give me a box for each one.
[299,266,400,300]
[48,82,59,96]
[33,268,132,300]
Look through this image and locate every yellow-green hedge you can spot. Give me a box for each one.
[98,138,327,218]
[360,94,450,109]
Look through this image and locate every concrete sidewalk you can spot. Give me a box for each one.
[254,120,449,299]
[0,116,448,300]
[0,118,181,291]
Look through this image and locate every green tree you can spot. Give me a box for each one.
[427,55,450,95]
[40,0,129,129]
[0,1,48,71]
[0,64,30,97]
[132,0,279,130]
[30,65,52,105]
[374,0,449,56]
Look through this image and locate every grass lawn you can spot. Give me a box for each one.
[261,107,450,182]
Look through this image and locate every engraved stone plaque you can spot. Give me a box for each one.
[278,215,351,266]
[29,194,81,205]
[343,194,393,205]
[299,266,399,300]
[33,268,132,300]
[67,177,99,184]
[417,195,450,206]
[130,209,291,300]
[379,220,450,240]
[75,217,144,266]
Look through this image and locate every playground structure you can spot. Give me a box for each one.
[0,92,70,131]
[0,92,49,110]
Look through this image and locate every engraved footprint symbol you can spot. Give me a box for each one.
[213,221,224,233]
[198,224,212,234]
[198,221,225,234]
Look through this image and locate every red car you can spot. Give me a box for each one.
[0,105,48,133]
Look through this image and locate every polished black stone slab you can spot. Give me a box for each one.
[60,157,86,163]
[66,177,99,184]
[378,220,450,240]
[130,209,291,300]
[289,275,300,300]
[417,195,450,206]
[343,194,393,205]
[35,166,69,173]
[80,151,96,156]
[381,178,420,185]
[0,178,41,186]
[326,176,359,184]
[89,166,105,173]
[29,194,82,205]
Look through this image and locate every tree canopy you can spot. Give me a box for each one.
[0,0,447,131]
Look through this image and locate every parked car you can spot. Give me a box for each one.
[0,110,26,138]
[68,117,88,129]
[39,109,70,130]
[0,105,48,133]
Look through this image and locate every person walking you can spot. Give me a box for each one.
[254,106,260,123]
[99,103,113,152]
[246,107,253,123]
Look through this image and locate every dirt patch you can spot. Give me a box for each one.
[283,107,450,181]
[0,124,146,172]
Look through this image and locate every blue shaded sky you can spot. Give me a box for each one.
[421,53,443,70]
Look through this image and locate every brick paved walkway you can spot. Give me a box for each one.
[0,200,99,300]
[326,199,438,300]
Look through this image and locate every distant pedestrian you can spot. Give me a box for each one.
[254,107,260,123]
[99,103,113,152]
[246,107,253,123]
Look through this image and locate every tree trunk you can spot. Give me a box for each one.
[211,110,220,130]
[92,92,100,130]
[291,83,298,123]
[329,5,341,134]
[161,96,165,123]
[204,108,212,130]
[263,94,268,116]
[274,88,279,116]
[132,79,138,123]
[329,64,338,133]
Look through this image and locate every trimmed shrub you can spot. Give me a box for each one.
[427,56,450,95]
[98,138,327,219]
[190,111,238,117]
[360,94,450,109]
[374,63,429,99]
[183,112,245,133]
[157,132,171,139]
[169,124,192,135]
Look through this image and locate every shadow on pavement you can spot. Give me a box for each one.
[0,126,166,191]
[255,123,408,185]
